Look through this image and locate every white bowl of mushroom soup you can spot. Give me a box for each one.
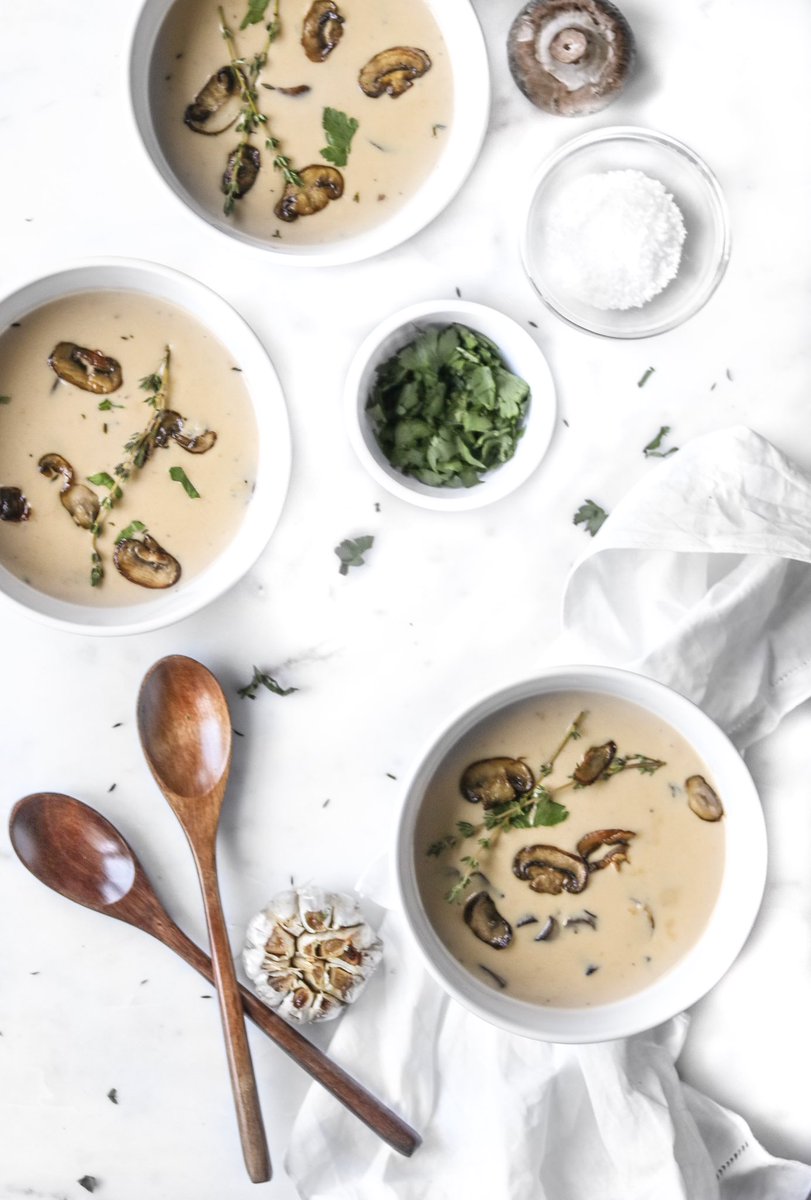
[0,260,290,635]
[395,666,766,1042]
[129,0,489,265]
[345,299,557,511]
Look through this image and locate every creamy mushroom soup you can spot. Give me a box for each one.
[416,691,725,1007]
[153,0,453,244]
[0,291,257,605]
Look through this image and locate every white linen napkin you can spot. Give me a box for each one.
[285,426,811,1199]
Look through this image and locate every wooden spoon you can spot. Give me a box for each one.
[8,791,419,1157]
[137,654,270,1183]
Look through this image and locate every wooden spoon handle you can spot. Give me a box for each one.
[197,860,271,1183]
[159,914,420,1157]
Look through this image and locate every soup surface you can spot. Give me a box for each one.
[154,0,453,244]
[416,691,725,1007]
[0,291,257,605]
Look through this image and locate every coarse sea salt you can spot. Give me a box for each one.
[545,169,686,311]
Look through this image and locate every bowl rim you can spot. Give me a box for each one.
[0,256,291,636]
[344,298,557,511]
[128,0,491,267]
[394,664,767,1042]
[519,124,732,340]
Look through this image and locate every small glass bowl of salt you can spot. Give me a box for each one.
[520,126,730,338]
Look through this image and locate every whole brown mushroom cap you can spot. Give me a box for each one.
[507,0,635,116]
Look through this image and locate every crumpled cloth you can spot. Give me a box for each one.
[286,426,811,1200]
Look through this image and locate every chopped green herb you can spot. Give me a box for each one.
[240,0,272,28]
[87,472,117,490]
[573,500,608,537]
[114,520,147,545]
[0,395,11,404]
[320,106,359,168]
[366,324,530,488]
[97,398,124,412]
[643,426,678,458]
[77,1178,98,1194]
[107,1088,118,1104]
[169,465,200,498]
[637,366,655,388]
[432,123,447,137]
[237,666,298,700]
[335,535,374,575]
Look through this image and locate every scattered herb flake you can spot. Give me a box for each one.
[386,772,397,780]
[322,797,331,808]
[0,395,11,404]
[320,106,359,168]
[573,500,608,537]
[237,666,298,700]
[112,722,122,728]
[115,520,147,545]
[726,368,733,381]
[240,0,272,28]
[107,783,117,793]
[107,1088,118,1105]
[97,399,124,412]
[643,426,678,458]
[637,366,655,388]
[233,727,245,737]
[432,123,447,137]
[169,465,200,498]
[335,535,374,575]
[87,471,116,490]
[78,1177,98,1193]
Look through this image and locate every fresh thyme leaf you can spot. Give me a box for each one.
[427,834,457,857]
[237,666,298,700]
[335,535,374,575]
[0,394,11,404]
[320,106,359,168]
[643,426,678,458]
[169,465,200,498]
[139,372,162,394]
[97,398,124,412]
[115,520,147,545]
[77,1178,98,1194]
[573,500,608,537]
[366,324,530,488]
[456,820,476,838]
[637,366,656,388]
[87,472,116,490]
[446,855,480,903]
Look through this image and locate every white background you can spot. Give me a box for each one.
[1,1,810,1197]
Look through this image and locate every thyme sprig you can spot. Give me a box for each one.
[428,712,666,903]
[87,347,171,586]
[218,2,300,215]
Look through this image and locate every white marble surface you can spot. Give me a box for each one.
[1,0,810,1196]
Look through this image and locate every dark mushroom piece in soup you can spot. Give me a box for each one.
[0,487,30,522]
[114,534,181,589]
[184,66,241,134]
[48,343,123,394]
[573,740,616,785]
[513,845,589,895]
[274,165,344,222]
[359,48,432,98]
[686,775,724,821]
[301,0,344,62]
[464,891,513,949]
[460,757,535,808]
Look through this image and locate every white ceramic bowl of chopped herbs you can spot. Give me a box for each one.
[521,127,731,339]
[344,300,557,510]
